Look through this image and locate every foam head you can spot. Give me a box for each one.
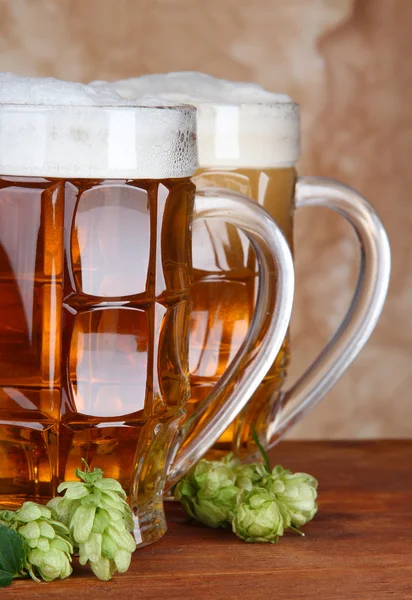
[0,73,197,179]
[92,72,300,168]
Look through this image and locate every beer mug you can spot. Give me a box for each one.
[103,73,391,457]
[0,75,295,546]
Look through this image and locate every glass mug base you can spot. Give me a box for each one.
[133,492,168,547]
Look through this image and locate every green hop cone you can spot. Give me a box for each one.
[175,455,241,528]
[232,487,284,544]
[232,487,285,543]
[2,501,73,582]
[266,466,318,528]
[48,462,136,581]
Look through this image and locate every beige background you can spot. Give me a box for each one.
[0,0,410,438]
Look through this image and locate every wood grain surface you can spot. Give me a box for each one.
[3,441,412,599]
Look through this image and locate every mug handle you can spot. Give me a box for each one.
[264,177,391,449]
[166,187,294,488]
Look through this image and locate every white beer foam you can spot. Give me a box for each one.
[0,73,197,178]
[92,72,300,168]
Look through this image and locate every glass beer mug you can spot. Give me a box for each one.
[103,73,391,458]
[191,100,391,456]
[0,76,295,546]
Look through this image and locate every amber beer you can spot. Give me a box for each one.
[0,86,198,508]
[190,166,295,453]
[188,97,299,455]
[0,175,194,502]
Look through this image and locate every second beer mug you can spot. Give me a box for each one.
[101,72,391,458]
[0,75,295,545]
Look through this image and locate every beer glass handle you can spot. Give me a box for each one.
[265,176,391,449]
[166,187,294,488]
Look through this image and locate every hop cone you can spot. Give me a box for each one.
[48,464,136,581]
[266,466,318,528]
[232,487,285,543]
[175,455,241,528]
[0,501,73,582]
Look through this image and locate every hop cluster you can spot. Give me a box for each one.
[175,455,240,528]
[48,464,136,581]
[176,446,318,543]
[0,502,73,582]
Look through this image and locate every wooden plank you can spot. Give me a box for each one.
[3,441,412,599]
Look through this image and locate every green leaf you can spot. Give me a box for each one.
[0,526,26,587]
[0,569,13,588]
[251,426,271,472]
[0,525,25,575]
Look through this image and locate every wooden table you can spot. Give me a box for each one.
[3,441,412,599]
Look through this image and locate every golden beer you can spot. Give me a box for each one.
[0,175,194,507]
[190,167,295,454]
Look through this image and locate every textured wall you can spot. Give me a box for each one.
[0,0,410,438]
